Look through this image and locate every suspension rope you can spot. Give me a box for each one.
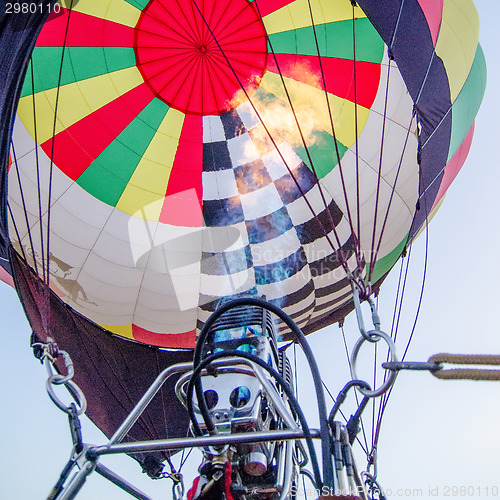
[371,214,428,455]
[179,447,193,471]
[253,0,355,276]
[401,220,428,361]
[351,2,361,260]
[304,0,358,248]
[368,111,417,284]
[368,58,393,281]
[6,203,27,263]
[46,0,75,286]
[192,0,359,280]
[30,60,46,283]
[341,326,369,454]
[9,140,39,274]
[390,247,410,338]
[371,247,410,447]
[429,354,500,381]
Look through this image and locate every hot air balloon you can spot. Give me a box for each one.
[0,0,486,498]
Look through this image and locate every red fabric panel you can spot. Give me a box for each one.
[417,0,444,46]
[135,0,267,115]
[37,9,134,47]
[160,114,203,226]
[255,0,295,17]
[224,462,235,500]
[132,324,197,349]
[431,122,475,210]
[267,53,380,109]
[41,83,155,180]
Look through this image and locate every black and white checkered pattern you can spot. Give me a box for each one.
[198,103,363,334]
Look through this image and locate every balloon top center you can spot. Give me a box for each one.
[134,0,268,116]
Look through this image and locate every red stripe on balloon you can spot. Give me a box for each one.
[135,0,267,115]
[416,0,444,46]
[159,114,203,227]
[267,53,380,109]
[255,0,295,17]
[132,325,197,349]
[41,83,155,180]
[431,122,475,211]
[36,9,134,47]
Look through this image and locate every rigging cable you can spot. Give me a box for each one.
[367,55,393,282]
[303,0,358,245]
[30,60,46,283]
[9,140,37,273]
[255,0,358,276]
[371,245,411,447]
[46,0,76,285]
[351,1,362,263]
[6,203,27,263]
[193,0,360,280]
[372,210,429,456]
[341,325,369,454]
[321,372,369,456]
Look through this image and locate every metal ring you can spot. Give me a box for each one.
[46,375,87,416]
[350,330,398,398]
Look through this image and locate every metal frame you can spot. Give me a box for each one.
[51,359,319,500]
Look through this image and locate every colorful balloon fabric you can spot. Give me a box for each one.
[9,0,485,348]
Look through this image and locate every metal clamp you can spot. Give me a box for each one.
[350,331,398,398]
[46,375,87,416]
[351,281,382,342]
[44,350,75,385]
[43,350,87,416]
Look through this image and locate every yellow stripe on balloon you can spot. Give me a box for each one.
[16,67,144,144]
[100,323,135,340]
[258,71,370,150]
[435,0,479,102]
[73,0,141,28]
[107,65,144,96]
[264,0,366,35]
[116,108,185,220]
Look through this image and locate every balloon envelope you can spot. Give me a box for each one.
[8,0,486,349]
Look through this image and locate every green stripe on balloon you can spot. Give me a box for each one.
[122,0,150,10]
[77,98,169,206]
[295,131,347,179]
[267,18,383,64]
[447,44,486,163]
[21,47,137,97]
[250,86,348,179]
[368,233,409,284]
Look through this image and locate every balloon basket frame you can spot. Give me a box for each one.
[47,358,321,500]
